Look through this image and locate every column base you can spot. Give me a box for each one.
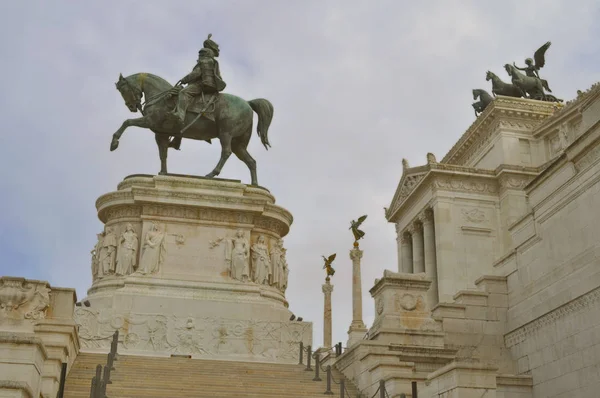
[347,326,368,348]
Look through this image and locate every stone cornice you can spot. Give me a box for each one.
[369,270,431,297]
[526,118,600,192]
[442,96,557,165]
[386,163,544,223]
[531,82,600,137]
[505,285,600,348]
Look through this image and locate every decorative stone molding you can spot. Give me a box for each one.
[461,208,487,224]
[433,177,498,194]
[0,277,50,320]
[575,143,600,171]
[349,248,363,261]
[426,153,437,164]
[505,285,600,348]
[498,174,534,191]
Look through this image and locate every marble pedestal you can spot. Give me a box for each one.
[75,175,311,364]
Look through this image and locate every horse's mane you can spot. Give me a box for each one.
[127,72,173,89]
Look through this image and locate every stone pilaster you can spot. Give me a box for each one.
[322,280,334,349]
[400,232,413,273]
[421,209,439,307]
[410,223,425,273]
[347,245,367,347]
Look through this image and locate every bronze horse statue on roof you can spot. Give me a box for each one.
[111,72,274,186]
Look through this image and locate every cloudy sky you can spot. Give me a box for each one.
[1,1,599,348]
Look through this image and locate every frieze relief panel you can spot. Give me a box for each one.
[0,278,51,320]
[75,308,311,362]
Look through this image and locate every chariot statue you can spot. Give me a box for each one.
[110,34,274,186]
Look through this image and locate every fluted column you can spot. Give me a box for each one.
[401,232,413,273]
[322,279,334,348]
[410,223,425,273]
[347,244,367,347]
[421,209,439,306]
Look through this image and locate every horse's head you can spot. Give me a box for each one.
[472,89,481,100]
[486,71,493,81]
[504,64,513,76]
[115,73,142,113]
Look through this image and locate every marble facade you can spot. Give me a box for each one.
[333,85,600,397]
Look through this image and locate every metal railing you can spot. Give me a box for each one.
[298,342,418,397]
[89,330,119,398]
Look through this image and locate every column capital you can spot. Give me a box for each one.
[408,221,423,234]
[400,232,412,245]
[322,282,334,294]
[350,248,363,261]
[419,208,434,224]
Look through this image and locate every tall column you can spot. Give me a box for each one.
[401,232,413,273]
[421,209,439,306]
[410,223,425,273]
[347,244,367,347]
[395,224,403,272]
[322,279,334,349]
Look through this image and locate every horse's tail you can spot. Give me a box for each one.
[248,99,274,150]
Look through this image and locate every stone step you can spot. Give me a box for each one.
[64,353,360,398]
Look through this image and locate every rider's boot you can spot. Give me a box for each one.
[169,136,182,150]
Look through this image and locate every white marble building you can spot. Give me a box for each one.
[332,85,600,397]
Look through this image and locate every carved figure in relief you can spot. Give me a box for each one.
[210,230,250,282]
[270,239,284,289]
[115,223,139,276]
[251,235,271,285]
[99,227,117,276]
[91,232,104,280]
[280,247,289,292]
[137,223,166,275]
[0,279,50,320]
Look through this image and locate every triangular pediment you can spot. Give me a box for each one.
[386,167,429,221]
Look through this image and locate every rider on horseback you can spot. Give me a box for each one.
[513,58,540,79]
[169,34,226,149]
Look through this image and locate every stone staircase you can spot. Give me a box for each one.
[63,353,361,397]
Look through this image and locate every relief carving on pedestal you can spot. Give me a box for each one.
[74,308,310,361]
[115,223,139,276]
[0,279,51,320]
[396,294,418,311]
[376,297,384,315]
[251,235,271,285]
[136,223,166,275]
[210,230,251,282]
[99,227,118,276]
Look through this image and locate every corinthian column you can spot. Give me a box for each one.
[322,279,334,349]
[347,244,367,347]
[410,223,425,273]
[401,232,413,273]
[421,209,439,306]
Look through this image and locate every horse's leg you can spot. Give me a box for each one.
[110,116,150,151]
[205,132,233,179]
[232,133,257,186]
[155,134,170,175]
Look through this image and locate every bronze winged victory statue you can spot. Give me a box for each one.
[322,253,337,281]
[350,215,368,246]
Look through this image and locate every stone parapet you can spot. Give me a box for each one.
[0,278,78,398]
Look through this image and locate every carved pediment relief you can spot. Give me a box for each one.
[0,277,51,320]
[387,171,428,220]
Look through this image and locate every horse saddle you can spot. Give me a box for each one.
[188,93,218,122]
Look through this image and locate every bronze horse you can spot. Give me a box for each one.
[111,73,274,185]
